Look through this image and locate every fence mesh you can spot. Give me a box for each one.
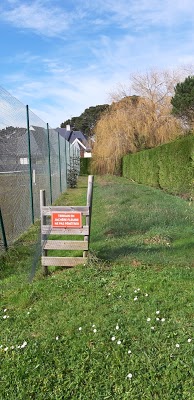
[0,86,80,253]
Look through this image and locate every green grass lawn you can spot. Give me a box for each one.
[1,175,194,399]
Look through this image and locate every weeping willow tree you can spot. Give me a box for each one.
[92,67,192,175]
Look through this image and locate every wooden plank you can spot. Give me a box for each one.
[41,256,87,267]
[42,206,89,216]
[44,240,88,250]
[42,225,89,235]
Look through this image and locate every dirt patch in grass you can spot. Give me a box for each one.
[131,259,142,267]
[143,235,171,246]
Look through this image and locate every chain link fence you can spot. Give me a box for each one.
[0,86,80,252]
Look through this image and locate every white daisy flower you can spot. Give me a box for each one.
[126,373,132,379]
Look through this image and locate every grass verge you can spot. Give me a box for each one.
[0,175,194,399]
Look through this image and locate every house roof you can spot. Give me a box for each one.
[56,127,88,146]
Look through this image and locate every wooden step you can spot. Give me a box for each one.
[41,256,87,267]
[43,240,88,250]
[42,225,89,235]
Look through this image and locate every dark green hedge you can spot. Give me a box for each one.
[122,134,194,197]
[80,158,91,175]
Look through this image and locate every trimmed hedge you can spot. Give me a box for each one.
[80,158,91,175]
[122,134,194,197]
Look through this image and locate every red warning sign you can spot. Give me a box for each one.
[51,212,82,229]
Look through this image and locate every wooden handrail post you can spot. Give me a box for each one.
[84,175,94,258]
[40,190,48,276]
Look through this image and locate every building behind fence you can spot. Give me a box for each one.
[0,86,80,251]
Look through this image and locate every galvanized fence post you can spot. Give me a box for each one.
[64,139,67,188]
[0,208,8,251]
[58,132,62,193]
[47,123,52,205]
[26,105,34,224]
[67,141,70,178]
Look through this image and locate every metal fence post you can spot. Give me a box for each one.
[64,139,67,188]
[58,132,62,193]
[26,105,34,224]
[47,123,52,205]
[69,141,71,174]
[0,208,8,251]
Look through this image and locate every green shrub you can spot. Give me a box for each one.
[123,149,160,187]
[158,135,194,195]
[122,134,194,197]
[67,167,78,188]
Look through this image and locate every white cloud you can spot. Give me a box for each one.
[1,0,71,37]
[81,0,194,30]
[1,0,194,38]
[7,72,113,127]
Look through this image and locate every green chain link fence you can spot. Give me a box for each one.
[0,86,80,252]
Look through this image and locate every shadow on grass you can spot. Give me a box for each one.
[95,240,194,265]
[97,243,169,260]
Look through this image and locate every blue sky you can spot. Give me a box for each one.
[1,0,194,127]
